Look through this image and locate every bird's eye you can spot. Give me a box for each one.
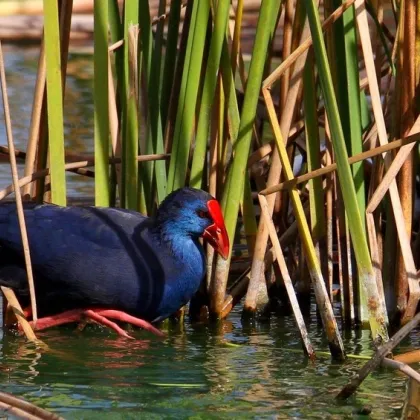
[197,210,208,219]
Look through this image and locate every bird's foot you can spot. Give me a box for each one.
[88,309,164,337]
[16,308,164,338]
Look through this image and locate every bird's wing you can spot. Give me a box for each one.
[0,203,147,265]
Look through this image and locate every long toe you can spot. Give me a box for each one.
[90,309,165,337]
[83,310,135,339]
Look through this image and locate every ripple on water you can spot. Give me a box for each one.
[0,310,408,419]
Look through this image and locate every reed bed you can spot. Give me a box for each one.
[0,0,419,362]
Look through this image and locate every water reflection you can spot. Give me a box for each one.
[0,311,408,418]
[0,46,95,199]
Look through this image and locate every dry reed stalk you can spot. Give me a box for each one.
[263,0,356,88]
[324,119,334,299]
[0,402,45,420]
[372,0,386,85]
[337,311,420,400]
[244,0,358,315]
[334,175,355,324]
[0,391,62,420]
[35,0,73,203]
[280,0,293,110]
[261,87,345,359]
[382,358,420,383]
[221,204,311,318]
[394,0,416,316]
[260,132,420,194]
[355,0,420,322]
[24,38,46,199]
[247,111,320,165]
[108,52,122,191]
[367,118,420,212]
[206,77,222,293]
[1,287,37,342]
[259,194,315,358]
[402,378,420,419]
[0,41,39,324]
[0,154,169,201]
[244,18,313,315]
[393,0,416,313]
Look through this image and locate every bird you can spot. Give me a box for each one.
[0,187,229,338]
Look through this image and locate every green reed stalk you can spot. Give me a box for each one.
[139,0,167,206]
[161,0,181,128]
[167,0,210,192]
[342,3,367,322]
[211,0,281,316]
[190,0,230,189]
[304,0,388,341]
[121,2,139,210]
[43,0,66,205]
[220,40,257,252]
[303,52,325,242]
[94,0,110,206]
[109,0,123,94]
[220,0,280,245]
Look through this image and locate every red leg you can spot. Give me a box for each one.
[83,310,134,339]
[17,309,85,332]
[15,307,164,339]
[91,309,164,337]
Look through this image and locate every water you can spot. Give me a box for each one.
[0,45,95,199]
[0,308,413,419]
[0,45,414,419]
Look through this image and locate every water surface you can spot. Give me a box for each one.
[0,309,413,419]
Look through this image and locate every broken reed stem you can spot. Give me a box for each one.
[258,194,315,359]
[1,287,37,342]
[244,0,356,322]
[0,41,38,324]
[0,154,170,201]
[260,132,420,195]
[382,358,420,384]
[263,0,357,89]
[0,402,48,420]
[0,391,62,420]
[221,203,310,319]
[337,311,420,400]
[366,117,420,212]
[263,85,348,359]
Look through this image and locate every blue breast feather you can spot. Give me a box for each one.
[0,204,206,322]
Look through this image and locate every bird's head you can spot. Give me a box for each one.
[156,187,230,259]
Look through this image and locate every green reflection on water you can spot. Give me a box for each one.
[0,310,410,419]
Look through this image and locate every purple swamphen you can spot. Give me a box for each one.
[0,187,229,337]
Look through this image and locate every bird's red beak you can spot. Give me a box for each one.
[203,199,230,260]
